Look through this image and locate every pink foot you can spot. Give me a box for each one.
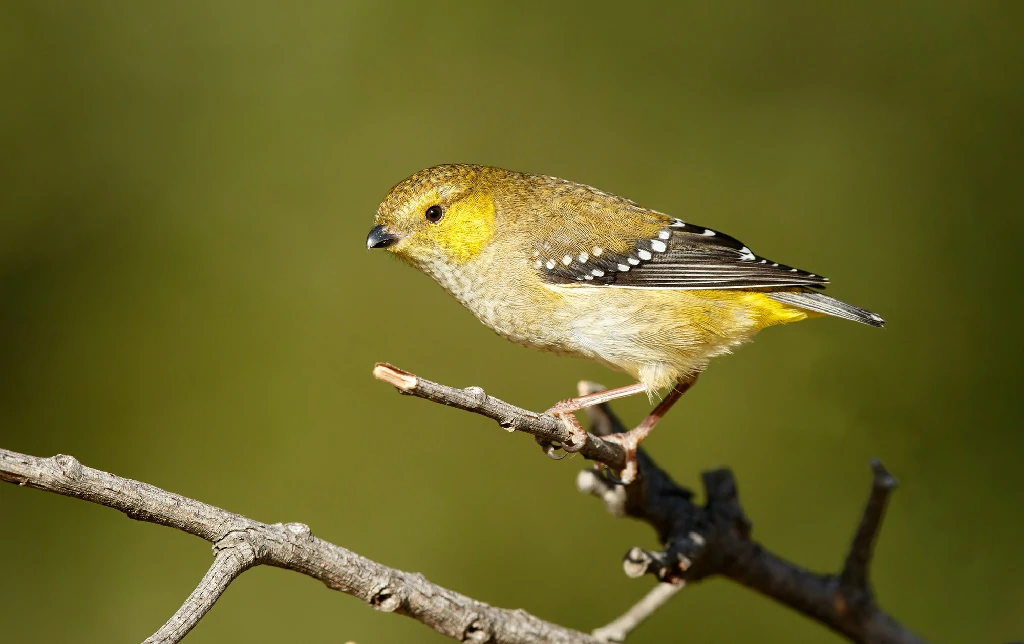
[544,409,589,453]
[600,431,641,484]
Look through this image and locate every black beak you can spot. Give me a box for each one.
[366,224,400,250]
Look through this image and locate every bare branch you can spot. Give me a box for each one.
[1,365,929,644]
[0,448,600,644]
[376,365,928,644]
[591,582,684,643]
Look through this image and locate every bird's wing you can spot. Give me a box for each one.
[530,204,827,290]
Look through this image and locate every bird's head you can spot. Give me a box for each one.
[367,164,498,268]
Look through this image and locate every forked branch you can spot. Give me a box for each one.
[373,363,926,644]
[0,448,601,644]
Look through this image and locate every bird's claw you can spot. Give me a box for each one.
[535,409,588,459]
[600,465,629,486]
[535,437,567,460]
[550,411,588,453]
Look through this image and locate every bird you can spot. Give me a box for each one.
[367,164,883,483]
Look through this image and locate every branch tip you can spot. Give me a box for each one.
[840,460,898,599]
[373,363,419,391]
[870,458,898,490]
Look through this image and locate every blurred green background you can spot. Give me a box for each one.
[2,1,1021,642]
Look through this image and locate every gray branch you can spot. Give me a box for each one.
[146,546,253,643]
[0,448,601,644]
[372,363,626,468]
[591,582,685,643]
[374,364,928,644]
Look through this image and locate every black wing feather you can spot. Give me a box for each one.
[541,218,828,290]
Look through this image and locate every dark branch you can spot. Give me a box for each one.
[841,459,898,593]
[376,365,928,644]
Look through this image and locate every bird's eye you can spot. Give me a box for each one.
[424,205,444,223]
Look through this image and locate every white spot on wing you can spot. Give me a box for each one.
[578,252,589,263]
[545,260,555,269]
[562,255,572,265]
[584,274,594,280]
[701,229,716,236]
[592,246,603,256]
[658,230,671,240]
[535,260,543,268]
[591,268,605,277]
[628,257,640,266]
[638,249,653,261]
[651,240,667,253]
[617,263,630,271]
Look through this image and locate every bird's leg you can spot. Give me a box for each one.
[541,382,649,454]
[603,376,698,484]
[546,382,651,415]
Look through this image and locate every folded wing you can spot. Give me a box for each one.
[537,217,828,290]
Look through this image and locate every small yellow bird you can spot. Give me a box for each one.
[367,164,883,482]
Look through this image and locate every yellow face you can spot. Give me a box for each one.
[368,164,497,266]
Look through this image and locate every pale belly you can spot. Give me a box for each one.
[416,251,800,392]
[453,279,767,391]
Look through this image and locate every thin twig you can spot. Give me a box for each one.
[145,545,254,643]
[0,448,600,644]
[841,459,898,593]
[591,582,685,643]
[372,363,626,469]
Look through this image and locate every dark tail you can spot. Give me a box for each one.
[768,291,885,328]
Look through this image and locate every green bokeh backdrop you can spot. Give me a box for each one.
[2,2,1022,642]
